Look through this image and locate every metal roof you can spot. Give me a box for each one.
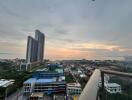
[24,78,36,84]
[0,79,14,87]
[36,78,54,83]
[24,78,55,84]
[105,83,121,87]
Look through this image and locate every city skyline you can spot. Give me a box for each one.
[0,0,132,60]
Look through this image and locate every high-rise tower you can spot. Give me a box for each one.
[35,30,45,62]
[26,30,45,64]
[26,36,38,64]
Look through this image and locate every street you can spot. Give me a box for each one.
[6,88,27,100]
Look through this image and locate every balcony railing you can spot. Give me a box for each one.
[79,69,132,100]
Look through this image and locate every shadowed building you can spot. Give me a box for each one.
[35,30,45,63]
[26,36,38,64]
[26,30,45,64]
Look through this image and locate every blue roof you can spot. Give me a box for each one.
[24,78,36,84]
[24,78,55,84]
[36,79,54,83]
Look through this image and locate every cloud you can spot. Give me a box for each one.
[65,42,119,51]
[0,52,12,55]
[0,0,132,59]
[45,47,96,60]
[0,1,28,19]
[118,48,132,52]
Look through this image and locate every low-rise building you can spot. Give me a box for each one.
[0,79,15,87]
[80,74,87,78]
[105,83,121,94]
[23,65,66,96]
[98,75,121,94]
[67,83,82,95]
[29,92,44,100]
[24,77,66,94]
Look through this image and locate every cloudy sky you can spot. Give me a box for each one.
[0,0,132,60]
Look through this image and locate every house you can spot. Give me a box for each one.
[105,83,121,94]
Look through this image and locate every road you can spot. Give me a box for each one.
[6,88,27,100]
[6,89,66,100]
[6,85,67,100]
[69,69,79,83]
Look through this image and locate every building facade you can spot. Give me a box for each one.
[105,83,121,94]
[67,83,82,95]
[26,30,45,64]
[23,65,66,96]
[35,30,45,62]
[26,36,38,64]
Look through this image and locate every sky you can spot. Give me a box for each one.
[0,0,132,60]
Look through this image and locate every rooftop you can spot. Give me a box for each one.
[105,83,121,88]
[24,76,65,84]
[24,78,36,84]
[0,79,14,87]
[36,66,64,73]
[67,83,81,87]
[36,78,55,83]
[31,92,43,98]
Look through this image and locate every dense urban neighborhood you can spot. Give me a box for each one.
[1,59,132,100]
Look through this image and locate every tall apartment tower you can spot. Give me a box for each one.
[26,36,38,64]
[26,30,45,64]
[35,30,45,62]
